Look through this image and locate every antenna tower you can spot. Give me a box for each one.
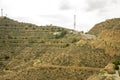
[1,9,3,16]
[74,14,76,30]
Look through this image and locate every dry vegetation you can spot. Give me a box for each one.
[0,17,120,80]
[88,18,120,36]
[0,66,100,80]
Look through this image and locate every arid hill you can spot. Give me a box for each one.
[87,18,120,80]
[0,17,120,80]
[88,18,120,36]
[88,18,120,56]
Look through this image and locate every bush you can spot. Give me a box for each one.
[40,40,45,43]
[113,61,120,65]
[8,35,13,39]
[70,38,78,43]
[115,65,119,70]
[62,44,69,48]
[113,60,120,70]
[0,62,4,67]
[4,55,10,60]
[25,27,28,30]
[54,31,67,39]
[0,62,5,69]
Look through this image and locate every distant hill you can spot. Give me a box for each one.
[0,17,20,26]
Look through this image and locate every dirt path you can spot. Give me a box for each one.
[34,64,102,71]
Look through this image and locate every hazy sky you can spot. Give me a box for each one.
[0,0,120,32]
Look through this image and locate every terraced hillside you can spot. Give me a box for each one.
[0,17,119,80]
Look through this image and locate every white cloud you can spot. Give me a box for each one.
[0,0,120,32]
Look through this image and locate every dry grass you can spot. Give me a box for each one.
[0,65,100,80]
[88,18,120,36]
[0,17,119,80]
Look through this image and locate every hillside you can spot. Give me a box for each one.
[0,17,120,80]
[88,18,120,56]
[87,18,120,80]
[88,18,120,36]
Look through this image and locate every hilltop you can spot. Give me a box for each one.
[88,18,120,36]
[0,17,120,80]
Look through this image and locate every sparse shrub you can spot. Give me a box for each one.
[28,24,32,27]
[40,40,45,43]
[14,37,17,39]
[3,55,10,60]
[8,35,13,39]
[115,65,119,70]
[113,60,120,70]
[4,24,9,26]
[48,34,55,39]
[4,67,9,70]
[54,31,67,39]
[0,62,5,70]
[63,43,69,48]
[54,35,61,39]
[29,40,37,43]
[2,40,5,43]
[0,62,4,67]
[70,38,78,43]
[33,27,36,30]
[25,27,28,30]
[11,51,14,53]
[113,61,120,65]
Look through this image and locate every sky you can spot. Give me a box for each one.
[0,0,120,32]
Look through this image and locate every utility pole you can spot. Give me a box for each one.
[1,8,3,16]
[74,14,76,30]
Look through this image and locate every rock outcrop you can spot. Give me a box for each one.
[104,63,115,74]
